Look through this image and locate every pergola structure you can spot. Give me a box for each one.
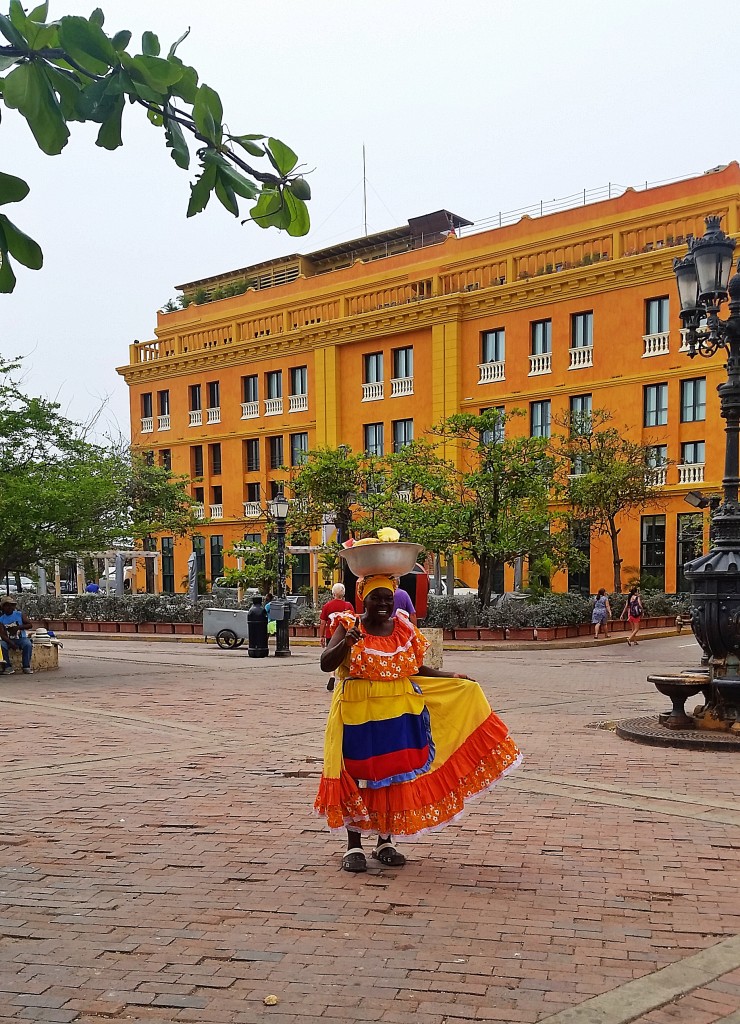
[49,550,161,596]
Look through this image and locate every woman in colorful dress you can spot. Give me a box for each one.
[314,573,521,871]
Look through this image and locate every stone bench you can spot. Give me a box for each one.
[6,643,60,673]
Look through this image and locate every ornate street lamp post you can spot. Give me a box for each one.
[268,488,291,658]
[674,215,740,726]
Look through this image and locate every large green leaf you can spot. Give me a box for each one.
[0,53,20,72]
[250,190,290,231]
[3,62,69,155]
[164,107,189,169]
[89,8,104,28]
[229,134,265,158]
[215,174,238,217]
[0,247,17,293]
[193,83,222,142]
[282,189,310,237]
[28,2,50,22]
[96,93,124,150]
[44,65,85,122]
[126,53,183,93]
[0,12,26,47]
[204,153,257,199]
[169,59,198,103]
[111,29,132,52]
[57,15,116,74]
[167,27,190,58]
[0,171,29,205]
[266,137,298,176]
[8,0,29,34]
[186,163,216,218]
[0,212,43,269]
[141,30,160,56]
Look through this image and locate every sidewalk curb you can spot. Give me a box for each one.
[60,628,687,651]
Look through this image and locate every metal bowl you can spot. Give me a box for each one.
[339,542,424,577]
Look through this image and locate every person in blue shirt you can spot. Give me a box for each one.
[85,581,100,593]
[0,597,34,675]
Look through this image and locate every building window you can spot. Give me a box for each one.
[210,535,224,579]
[189,384,201,411]
[481,406,505,444]
[207,380,220,408]
[245,438,260,473]
[644,383,668,427]
[364,352,384,384]
[266,370,282,399]
[641,514,666,590]
[191,445,204,478]
[646,296,669,334]
[270,480,283,499]
[569,393,592,432]
[268,435,284,469]
[647,444,668,468]
[141,392,153,418]
[209,442,222,475]
[290,366,307,395]
[530,400,551,438]
[243,532,261,545]
[144,450,154,466]
[161,537,174,594]
[159,449,172,471]
[364,422,384,456]
[242,375,258,403]
[157,389,170,415]
[677,513,703,592]
[292,552,310,593]
[531,319,552,355]
[392,418,413,452]
[211,484,222,503]
[290,432,308,466]
[568,521,591,596]
[481,329,505,363]
[571,312,593,348]
[246,482,261,503]
[392,347,413,379]
[193,534,206,578]
[681,440,705,465]
[681,377,706,422]
[193,486,204,504]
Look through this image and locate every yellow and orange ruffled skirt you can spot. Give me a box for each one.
[314,674,521,837]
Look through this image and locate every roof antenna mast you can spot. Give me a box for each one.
[363,144,368,237]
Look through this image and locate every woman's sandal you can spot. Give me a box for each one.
[371,842,406,867]
[341,848,367,873]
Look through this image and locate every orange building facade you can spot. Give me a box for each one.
[117,164,740,595]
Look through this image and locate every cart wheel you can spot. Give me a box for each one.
[216,629,239,649]
[234,637,245,649]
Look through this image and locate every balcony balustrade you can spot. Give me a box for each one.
[209,504,223,519]
[528,353,552,375]
[206,406,221,424]
[390,376,414,397]
[157,414,170,430]
[288,393,308,412]
[241,401,259,419]
[678,463,705,485]
[362,381,384,401]
[189,409,202,426]
[643,332,670,357]
[141,416,153,433]
[569,345,593,369]
[193,503,204,519]
[648,466,667,487]
[478,361,505,384]
[264,397,283,415]
[243,501,263,518]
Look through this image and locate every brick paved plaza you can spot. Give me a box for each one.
[1,636,740,1024]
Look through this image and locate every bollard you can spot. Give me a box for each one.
[247,596,269,658]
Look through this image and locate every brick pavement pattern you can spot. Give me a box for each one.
[0,636,739,1023]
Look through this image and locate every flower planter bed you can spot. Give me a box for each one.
[137,622,157,634]
[173,623,196,635]
[506,628,535,641]
[65,619,82,631]
[453,628,479,640]
[97,622,119,633]
[478,628,505,641]
[118,622,137,633]
[154,623,175,635]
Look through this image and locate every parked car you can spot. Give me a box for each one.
[427,575,478,597]
[1,575,36,593]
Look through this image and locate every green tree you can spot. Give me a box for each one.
[125,452,199,541]
[390,410,575,606]
[288,446,388,542]
[552,408,666,592]
[225,536,294,593]
[0,2,311,291]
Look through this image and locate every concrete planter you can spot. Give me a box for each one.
[443,629,454,640]
[154,623,175,635]
[478,628,505,641]
[534,627,557,641]
[118,622,137,633]
[81,621,100,632]
[137,622,157,634]
[506,628,535,641]
[173,623,196,635]
[293,626,317,637]
[453,628,479,640]
[65,619,82,631]
[97,622,119,633]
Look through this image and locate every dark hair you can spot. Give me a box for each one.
[597,587,606,597]
[628,586,638,596]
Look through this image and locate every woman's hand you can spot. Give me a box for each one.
[344,618,363,647]
[453,671,472,680]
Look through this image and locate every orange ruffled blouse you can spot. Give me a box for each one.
[335,610,429,680]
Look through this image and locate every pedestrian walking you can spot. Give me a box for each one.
[622,586,643,646]
[319,583,354,692]
[591,588,611,640]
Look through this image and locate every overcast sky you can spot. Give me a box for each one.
[1,0,736,437]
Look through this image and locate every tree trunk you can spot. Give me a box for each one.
[477,556,495,607]
[608,518,622,592]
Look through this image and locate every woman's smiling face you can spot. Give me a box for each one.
[364,587,394,620]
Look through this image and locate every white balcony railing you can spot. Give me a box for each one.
[569,345,593,370]
[157,414,170,431]
[289,393,308,412]
[243,501,262,518]
[141,416,154,433]
[643,332,670,357]
[679,329,691,353]
[265,397,283,415]
[209,504,223,519]
[529,353,552,376]
[362,381,384,401]
[206,406,221,424]
[678,463,705,485]
[478,360,505,384]
[189,409,202,427]
[193,503,205,519]
[390,376,414,397]
[397,490,412,502]
[241,401,259,419]
[648,467,667,487]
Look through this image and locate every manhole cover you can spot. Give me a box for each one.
[616,715,740,750]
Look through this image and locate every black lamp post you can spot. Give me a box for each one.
[268,488,291,658]
[673,215,740,725]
